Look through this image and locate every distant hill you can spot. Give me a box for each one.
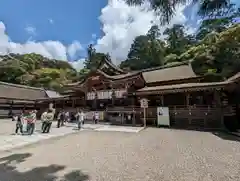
[0,53,78,92]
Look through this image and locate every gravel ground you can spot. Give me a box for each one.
[0,128,239,181]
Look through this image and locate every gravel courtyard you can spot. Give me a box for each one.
[0,128,239,181]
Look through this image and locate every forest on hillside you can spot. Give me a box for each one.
[0,2,239,92]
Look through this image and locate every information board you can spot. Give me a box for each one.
[140,98,148,108]
[157,107,170,126]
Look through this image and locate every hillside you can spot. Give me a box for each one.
[0,53,78,92]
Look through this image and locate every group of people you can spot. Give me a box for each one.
[56,110,100,129]
[56,110,70,128]
[12,109,54,135]
[12,110,37,135]
[12,108,101,135]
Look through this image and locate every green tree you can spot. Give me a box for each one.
[0,53,78,91]
[84,44,111,70]
[125,0,231,24]
[189,24,240,80]
[163,24,195,56]
[120,25,165,70]
[78,68,90,81]
[164,54,179,65]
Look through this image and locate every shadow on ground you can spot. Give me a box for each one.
[159,127,240,142]
[212,131,240,142]
[0,153,89,181]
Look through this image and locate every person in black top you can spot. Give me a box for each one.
[57,110,65,128]
[15,113,23,134]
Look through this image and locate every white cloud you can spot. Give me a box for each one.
[95,0,193,64]
[71,58,85,70]
[67,41,83,59]
[25,25,36,35]
[0,21,82,65]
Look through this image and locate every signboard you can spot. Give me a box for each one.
[140,98,148,128]
[157,107,170,126]
[86,89,127,100]
[140,98,148,108]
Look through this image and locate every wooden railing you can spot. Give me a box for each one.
[105,105,237,129]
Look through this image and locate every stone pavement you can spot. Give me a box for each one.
[94,125,144,133]
[0,124,80,152]
[0,119,144,152]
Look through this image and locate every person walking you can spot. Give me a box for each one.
[75,111,80,129]
[94,111,99,124]
[15,113,23,134]
[64,111,69,123]
[57,111,61,128]
[26,110,37,135]
[76,110,85,130]
[42,109,54,133]
[57,110,65,128]
[41,110,48,132]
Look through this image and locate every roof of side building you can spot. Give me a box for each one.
[0,81,48,100]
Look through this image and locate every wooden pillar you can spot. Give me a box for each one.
[34,101,37,110]
[82,93,86,107]
[186,92,192,126]
[111,90,115,106]
[72,98,75,108]
[53,101,56,110]
[132,93,136,126]
[214,89,224,129]
[93,91,97,111]
[9,100,13,117]
[160,95,164,106]
[186,93,190,106]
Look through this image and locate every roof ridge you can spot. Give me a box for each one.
[0,81,45,91]
[104,59,125,73]
[98,57,125,74]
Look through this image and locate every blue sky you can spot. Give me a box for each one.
[0,0,107,46]
[0,0,239,69]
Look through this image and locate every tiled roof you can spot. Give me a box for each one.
[142,64,197,83]
[137,82,227,94]
[0,81,47,100]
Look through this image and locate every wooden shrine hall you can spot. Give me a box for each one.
[61,58,240,130]
[1,57,239,130]
[0,81,62,118]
